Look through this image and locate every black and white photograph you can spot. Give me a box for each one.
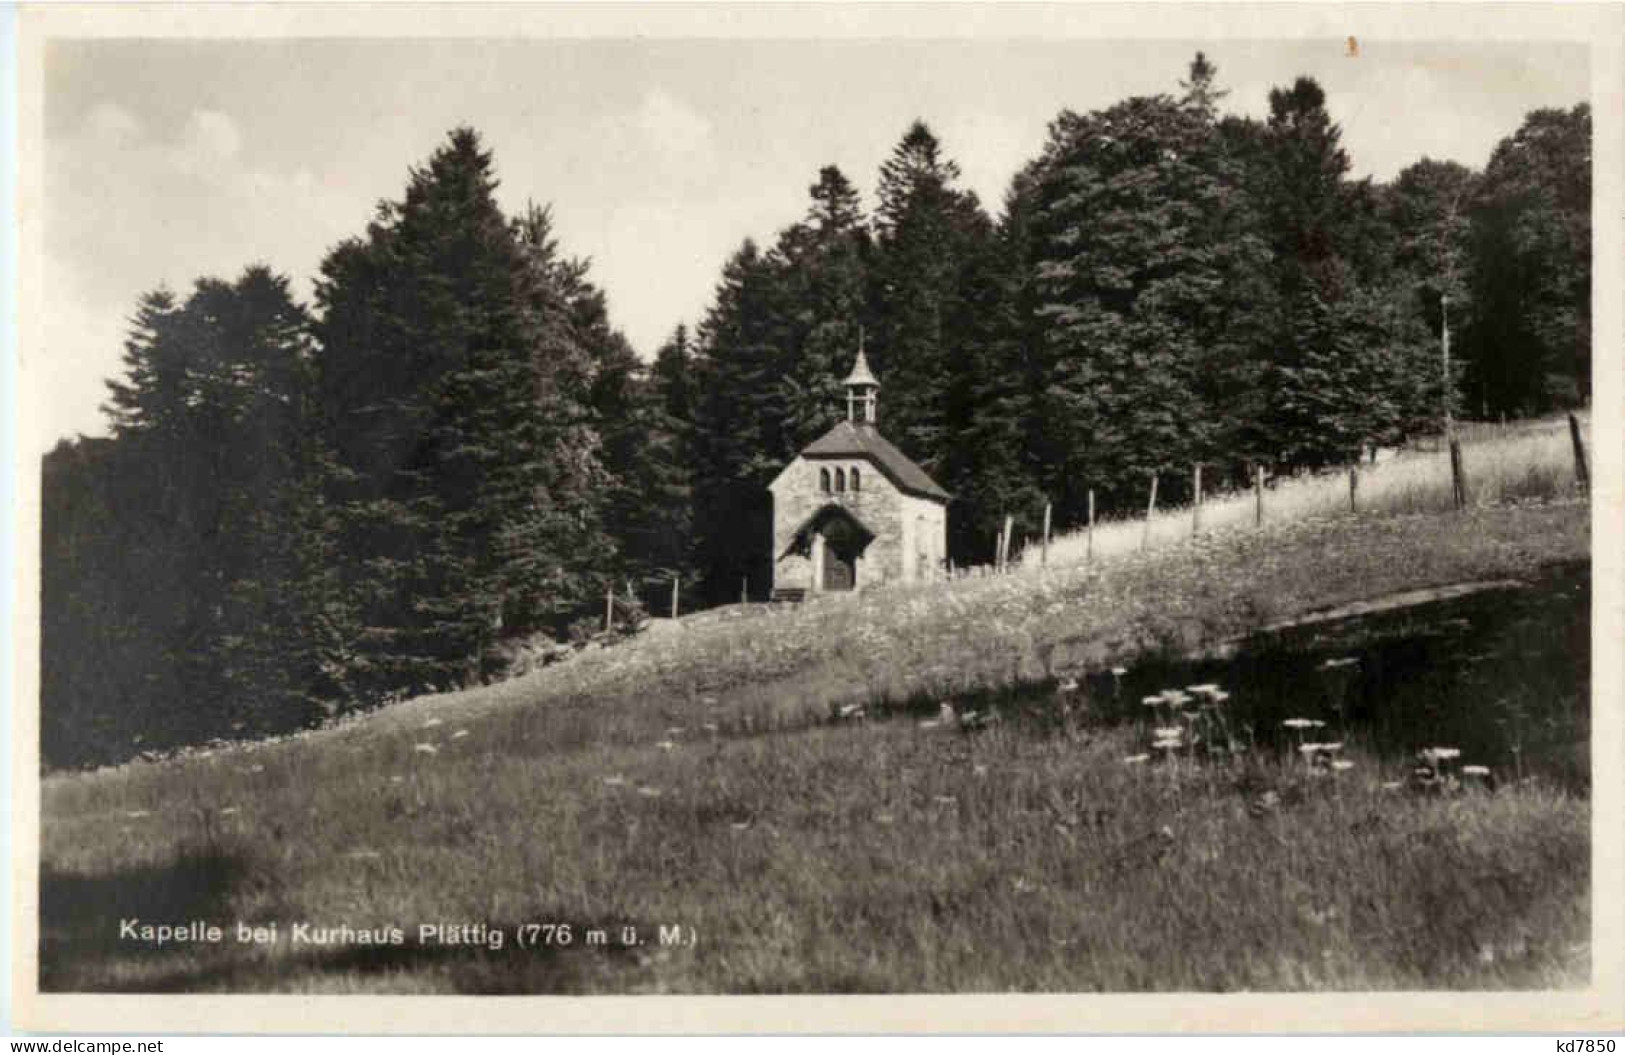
[10,2,1623,1034]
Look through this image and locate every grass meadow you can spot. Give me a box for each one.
[1039,413,1588,568]
[38,420,1592,993]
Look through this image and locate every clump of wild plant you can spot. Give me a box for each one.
[1129,683,1239,771]
[1315,656,1360,735]
[1407,746,1496,795]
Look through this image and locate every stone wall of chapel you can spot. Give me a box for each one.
[899,490,949,582]
[770,455,910,591]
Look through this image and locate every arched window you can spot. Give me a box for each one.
[835,467,847,493]
[851,467,861,492]
[820,467,831,493]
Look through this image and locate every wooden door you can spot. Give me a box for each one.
[823,545,855,591]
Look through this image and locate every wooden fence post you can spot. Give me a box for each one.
[1041,501,1052,567]
[1142,474,1158,552]
[605,582,614,633]
[671,575,680,619]
[1449,437,1467,509]
[1087,489,1096,563]
[1001,513,1014,572]
[1348,465,1359,513]
[1569,412,1589,492]
[1192,463,1203,536]
[1254,465,1264,527]
[741,576,748,605]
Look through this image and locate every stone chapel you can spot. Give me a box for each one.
[768,343,950,599]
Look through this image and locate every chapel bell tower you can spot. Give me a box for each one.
[845,332,880,426]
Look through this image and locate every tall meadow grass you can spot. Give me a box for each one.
[1039,413,1586,569]
[36,418,1592,994]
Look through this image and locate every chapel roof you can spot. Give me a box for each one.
[799,420,951,502]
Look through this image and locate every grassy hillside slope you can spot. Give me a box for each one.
[40,493,1589,993]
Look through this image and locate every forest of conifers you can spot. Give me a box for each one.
[41,57,1591,767]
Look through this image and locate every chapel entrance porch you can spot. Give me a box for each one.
[781,503,875,597]
[819,513,865,591]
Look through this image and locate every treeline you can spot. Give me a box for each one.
[42,58,1590,767]
[44,131,693,766]
[680,57,1591,595]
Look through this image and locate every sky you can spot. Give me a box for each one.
[41,36,1588,443]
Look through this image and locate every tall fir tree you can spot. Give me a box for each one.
[1250,76,1437,466]
[870,122,994,481]
[941,172,1050,559]
[776,165,872,448]
[314,129,613,693]
[45,267,333,764]
[689,239,791,602]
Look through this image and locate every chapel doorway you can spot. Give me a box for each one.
[820,515,863,592]
[823,545,855,591]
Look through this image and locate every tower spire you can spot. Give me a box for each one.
[844,328,880,426]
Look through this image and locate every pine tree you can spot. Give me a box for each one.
[776,165,871,449]
[871,122,994,478]
[41,434,187,764]
[190,268,332,732]
[943,173,1049,559]
[102,289,184,435]
[1262,77,1354,299]
[314,129,614,693]
[44,267,335,763]
[594,330,699,598]
[1180,51,1230,118]
[689,239,790,602]
[641,325,701,594]
[1249,76,1438,468]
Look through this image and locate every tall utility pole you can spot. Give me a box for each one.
[1441,292,1453,435]
[1442,291,1467,509]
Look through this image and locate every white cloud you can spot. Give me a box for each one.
[175,108,244,175]
[633,88,713,162]
[41,102,367,443]
[83,101,142,149]
[943,110,1046,209]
